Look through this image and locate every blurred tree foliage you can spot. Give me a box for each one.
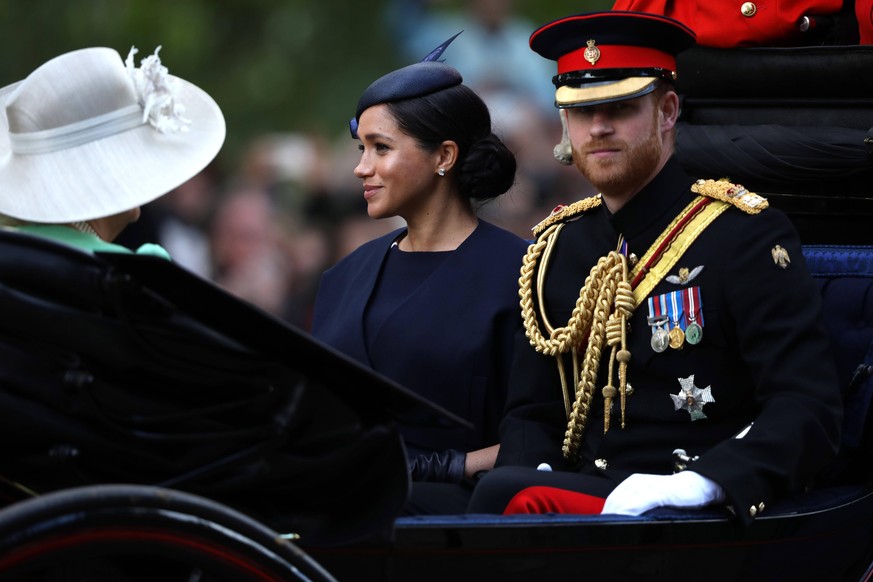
[0,0,609,172]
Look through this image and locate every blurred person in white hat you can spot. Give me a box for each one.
[0,45,225,257]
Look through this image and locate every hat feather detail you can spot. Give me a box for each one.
[421,31,463,63]
[349,32,463,139]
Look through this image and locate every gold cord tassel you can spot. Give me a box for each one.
[519,230,636,463]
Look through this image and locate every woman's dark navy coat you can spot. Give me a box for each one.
[311,220,528,458]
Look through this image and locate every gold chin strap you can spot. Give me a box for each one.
[519,226,634,462]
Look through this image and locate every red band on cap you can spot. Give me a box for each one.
[557,44,676,75]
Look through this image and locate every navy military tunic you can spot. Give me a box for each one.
[493,158,842,525]
[311,220,528,461]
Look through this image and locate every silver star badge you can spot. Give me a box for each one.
[670,375,715,421]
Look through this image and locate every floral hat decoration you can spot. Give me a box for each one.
[0,46,225,223]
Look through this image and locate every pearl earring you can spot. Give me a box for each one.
[437,168,446,176]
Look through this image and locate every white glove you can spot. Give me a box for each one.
[601,471,725,516]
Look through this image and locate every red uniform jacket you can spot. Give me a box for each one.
[612,0,844,47]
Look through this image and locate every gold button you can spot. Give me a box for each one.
[748,505,758,517]
[741,2,757,17]
[595,458,608,470]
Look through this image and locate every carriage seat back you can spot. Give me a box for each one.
[804,245,873,485]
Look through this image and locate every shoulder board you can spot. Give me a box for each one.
[690,178,768,214]
[532,196,602,237]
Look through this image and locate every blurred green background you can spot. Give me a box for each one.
[1,0,614,327]
[0,0,610,171]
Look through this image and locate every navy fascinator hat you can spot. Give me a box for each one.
[349,33,463,139]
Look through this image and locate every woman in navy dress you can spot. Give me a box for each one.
[311,38,528,510]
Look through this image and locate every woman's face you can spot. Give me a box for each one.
[92,206,140,242]
[353,104,440,220]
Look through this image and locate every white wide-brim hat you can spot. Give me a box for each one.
[0,46,225,223]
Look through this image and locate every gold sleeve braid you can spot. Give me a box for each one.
[519,224,634,462]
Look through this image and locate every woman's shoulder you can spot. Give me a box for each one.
[464,221,528,281]
[324,227,405,273]
[475,220,530,250]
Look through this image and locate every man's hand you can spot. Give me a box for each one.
[601,471,725,515]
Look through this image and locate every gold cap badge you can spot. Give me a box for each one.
[584,39,601,65]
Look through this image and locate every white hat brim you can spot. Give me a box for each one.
[0,72,225,224]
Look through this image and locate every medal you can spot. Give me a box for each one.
[647,305,670,353]
[647,294,671,354]
[684,287,704,345]
[667,291,685,350]
[652,327,670,352]
[669,325,685,349]
[670,375,715,421]
[686,322,703,345]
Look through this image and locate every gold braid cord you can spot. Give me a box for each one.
[519,225,635,462]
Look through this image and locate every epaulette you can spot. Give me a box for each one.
[531,196,602,237]
[690,178,768,214]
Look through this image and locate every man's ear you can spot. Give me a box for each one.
[659,90,680,133]
[554,109,574,165]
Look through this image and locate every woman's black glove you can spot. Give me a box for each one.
[409,449,466,483]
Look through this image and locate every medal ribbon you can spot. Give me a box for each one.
[685,286,704,326]
[647,294,668,334]
[668,290,685,331]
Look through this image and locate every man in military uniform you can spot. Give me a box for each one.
[466,11,843,525]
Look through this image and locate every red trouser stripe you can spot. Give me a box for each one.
[503,486,606,515]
